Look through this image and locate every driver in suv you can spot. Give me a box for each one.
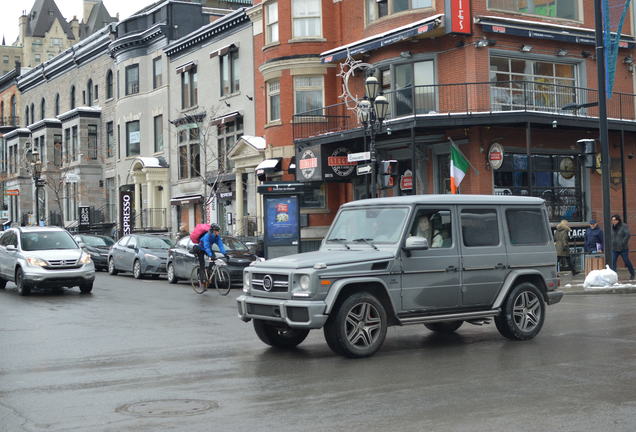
[0,227,95,295]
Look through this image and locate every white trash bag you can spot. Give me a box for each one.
[583,265,618,288]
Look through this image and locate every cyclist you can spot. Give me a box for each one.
[197,223,228,282]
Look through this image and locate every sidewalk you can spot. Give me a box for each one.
[558,269,636,295]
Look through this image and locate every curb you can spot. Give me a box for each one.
[562,286,636,295]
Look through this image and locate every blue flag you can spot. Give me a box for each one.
[603,0,632,97]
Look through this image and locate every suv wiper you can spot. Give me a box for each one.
[352,238,378,250]
[327,238,351,250]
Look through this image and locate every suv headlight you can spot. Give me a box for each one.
[299,275,310,291]
[243,271,251,293]
[26,257,48,267]
[79,252,92,265]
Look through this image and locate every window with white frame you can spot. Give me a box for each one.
[217,116,243,172]
[126,120,140,156]
[266,2,279,43]
[267,80,280,122]
[294,76,323,114]
[220,48,240,95]
[154,115,163,152]
[177,127,200,179]
[488,0,578,20]
[292,0,321,38]
[181,67,198,109]
[366,0,432,23]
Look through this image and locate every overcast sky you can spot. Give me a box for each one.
[1,0,152,45]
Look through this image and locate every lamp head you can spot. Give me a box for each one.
[365,76,380,100]
[374,95,389,122]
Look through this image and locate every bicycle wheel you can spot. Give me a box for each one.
[191,267,208,294]
[214,267,232,296]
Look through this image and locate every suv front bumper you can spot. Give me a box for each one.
[237,295,329,329]
[22,264,95,288]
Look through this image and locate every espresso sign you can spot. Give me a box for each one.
[119,190,134,237]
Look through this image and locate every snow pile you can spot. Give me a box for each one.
[583,266,619,288]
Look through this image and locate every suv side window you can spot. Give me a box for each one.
[409,209,452,248]
[506,208,549,245]
[3,231,17,247]
[461,209,499,247]
[128,237,137,248]
[118,236,130,247]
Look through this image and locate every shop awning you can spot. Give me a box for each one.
[477,15,636,48]
[255,158,282,173]
[170,194,203,206]
[320,14,443,63]
[210,42,239,58]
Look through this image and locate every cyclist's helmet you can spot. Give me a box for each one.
[209,223,221,232]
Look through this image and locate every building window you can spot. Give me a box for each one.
[10,95,16,123]
[64,128,70,163]
[266,2,279,43]
[126,120,140,156]
[217,117,243,172]
[40,98,45,120]
[106,70,113,99]
[220,49,240,96]
[178,127,200,179]
[153,115,163,152]
[382,60,436,117]
[30,103,34,124]
[105,177,116,222]
[72,126,78,161]
[300,183,326,208]
[106,121,114,158]
[181,68,198,109]
[294,76,323,114]
[125,64,139,95]
[70,86,75,109]
[94,85,98,101]
[488,0,578,20]
[24,106,29,126]
[490,56,577,112]
[267,80,280,122]
[51,38,62,47]
[2,56,8,64]
[366,0,431,23]
[87,79,93,105]
[54,94,60,116]
[153,57,163,89]
[34,54,41,64]
[53,133,62,167]
[292,0,321,38]
[87,124,98,160]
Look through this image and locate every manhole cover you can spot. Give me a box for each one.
[116,399,218,418]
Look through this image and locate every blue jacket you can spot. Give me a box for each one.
[584,226,604,253]
[199,232,227,256]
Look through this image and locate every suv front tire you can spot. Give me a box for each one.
[495,282,545,340]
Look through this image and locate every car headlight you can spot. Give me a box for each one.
[79,252,92,265]
[145,253,159,260]
[26,257,48,267]
[299,275,310,291]
[243,271,251,292]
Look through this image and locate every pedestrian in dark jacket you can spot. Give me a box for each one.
[610,214,635,280]
[584,219,604,253]
[555,219,579,275]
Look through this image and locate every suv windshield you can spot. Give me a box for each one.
[21,231,78,251]
[138,236,173,249]
[326,207,410,244]
[81,235,114,247]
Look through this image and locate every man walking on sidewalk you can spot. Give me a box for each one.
[611,214,635,280]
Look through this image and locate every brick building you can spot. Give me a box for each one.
[250,0,636,259]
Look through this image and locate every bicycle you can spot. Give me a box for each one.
[191,257,232,295]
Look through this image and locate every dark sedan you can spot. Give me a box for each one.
[108,234,173,279]
[74,234,114,271]
[167,236,261,286]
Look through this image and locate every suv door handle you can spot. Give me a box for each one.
[494,263,507,270]
[446,265,458,272]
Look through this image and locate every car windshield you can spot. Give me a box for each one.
[326,207,410,244]
[222,237,248,251]
[21,231,78,251]
[81,235,114,247]
[138,236,173,249]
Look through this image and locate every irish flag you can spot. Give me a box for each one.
[450,144,470,194]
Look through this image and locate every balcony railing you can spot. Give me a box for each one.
[0,116,20,127]
[293,81,636,140]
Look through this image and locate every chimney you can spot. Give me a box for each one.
[83,0,99,24]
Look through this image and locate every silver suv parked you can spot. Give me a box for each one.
[0,227,95,295]
[238,195,563,358]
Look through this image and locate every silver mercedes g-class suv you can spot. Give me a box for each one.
[237,195,563,358]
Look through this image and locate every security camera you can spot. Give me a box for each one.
[552,120,558,128]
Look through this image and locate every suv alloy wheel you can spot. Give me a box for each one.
[167,263,178,284]
[495,282,545,340]
[253,320,309,348]
[108,258,118,275]
[324,292,388,358]
[15,268,31,296]
[133,260,143,279]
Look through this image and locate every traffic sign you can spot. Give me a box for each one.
[347,151,371,163]
[356,163,373,176]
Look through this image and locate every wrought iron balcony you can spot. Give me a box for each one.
[293,81,636,141]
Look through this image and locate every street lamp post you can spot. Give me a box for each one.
[31,148,43,225]
[358,76,389,198]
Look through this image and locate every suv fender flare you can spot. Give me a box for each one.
[324,277,393,314]
[492,270,548,309]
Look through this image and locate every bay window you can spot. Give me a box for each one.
[294,76,323,114]
[267,80,280,122]
[292,0,321,38]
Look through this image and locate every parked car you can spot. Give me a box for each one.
[0,227,95,295]
[167,235,261,286]
[107,234,173,279]
[74,234,114,271]
[237,194,564,358]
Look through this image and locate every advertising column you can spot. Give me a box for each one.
[119,189,134,238]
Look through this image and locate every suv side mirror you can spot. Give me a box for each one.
[404,236,429,251]
[127,244,136,250]
[6,244,17,251]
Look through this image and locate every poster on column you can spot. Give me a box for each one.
[119,190,135,238]
[265,196,299,246]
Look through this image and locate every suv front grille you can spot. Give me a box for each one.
[45,259,81,270]
[252,273,289,292]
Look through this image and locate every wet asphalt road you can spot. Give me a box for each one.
[1,273,636,432]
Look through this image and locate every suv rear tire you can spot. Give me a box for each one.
[324,292,388,358]
[495,282,545,341]
[253,320,309,348]
[425,320,463,334]
[15,268,30,296]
